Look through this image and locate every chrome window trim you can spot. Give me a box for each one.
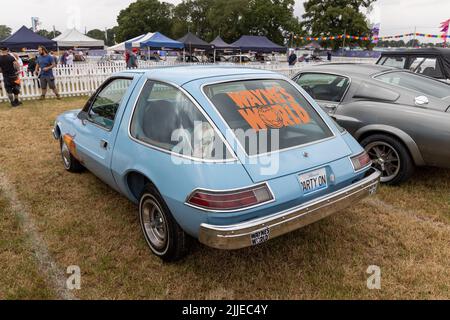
[200,77,337,158]
[127,78,238,163]
[294,71,353,104]
[184,182,276,213]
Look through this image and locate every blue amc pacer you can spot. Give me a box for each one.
[53,66,380,261]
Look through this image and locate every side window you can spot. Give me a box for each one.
[88,78,133,130]
[381,56,406,68]
[410,56,444,79]
[130,81,232,160]
[296,73,350,102]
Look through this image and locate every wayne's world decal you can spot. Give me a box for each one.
[226,86,311,131]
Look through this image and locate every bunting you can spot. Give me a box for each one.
[291,32,449,41]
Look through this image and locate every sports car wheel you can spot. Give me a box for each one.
[139,184,188,262]
[60,138,84,173]
[361,134,414,185]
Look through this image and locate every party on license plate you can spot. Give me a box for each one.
[299,168,328,195]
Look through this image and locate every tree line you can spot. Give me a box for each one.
[8,0,444,50]
[115,0,301,45]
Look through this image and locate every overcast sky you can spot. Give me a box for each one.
[1,0,449,42]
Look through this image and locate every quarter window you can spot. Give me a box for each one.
[409,57,444,79]
[296,73,350,102]
[88,78,133,130]
[130,81,232,160]
[380,56,407,68]
[375,71,450,99]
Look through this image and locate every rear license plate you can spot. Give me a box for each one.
[251,228,270,246]
[299,168,328,195]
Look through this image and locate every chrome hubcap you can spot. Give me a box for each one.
[61,142,71,169]
[365,142,400,183]
[142,198,168,251]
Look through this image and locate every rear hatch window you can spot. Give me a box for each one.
[203,79,334,156]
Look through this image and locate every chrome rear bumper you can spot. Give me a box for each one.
[199,168,381,250]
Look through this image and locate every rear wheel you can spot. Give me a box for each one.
[361,134,414,185]
[60,138,84,173]
[139,184,189,262]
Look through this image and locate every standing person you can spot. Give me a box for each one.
[35,45,61,100]
[27,54,37,74]
[60,51,68,65]
[66,50,74,66]
[50,51,59,65]
[288,50,297,66]
[0,47,22,107]
[127,49,138,68]
[125,50,130,66]
[327,50,332,62]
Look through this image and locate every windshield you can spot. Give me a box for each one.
[203,79,334,156]
[375,71,450,99]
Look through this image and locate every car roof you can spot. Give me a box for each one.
[380,47,450,57]
[124,65,277,85]
[298,63,395,77]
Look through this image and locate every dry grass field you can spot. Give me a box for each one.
[0,97,449,300]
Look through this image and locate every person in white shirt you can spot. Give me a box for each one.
[66,51,74,66]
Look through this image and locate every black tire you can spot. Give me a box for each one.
[60,138,84,173]
[139,184,189,262]
[360,134,415,185]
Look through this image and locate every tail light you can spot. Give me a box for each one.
[351,151,372,171]
[186,184,274,211]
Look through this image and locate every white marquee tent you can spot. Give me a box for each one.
[53,29,105,48]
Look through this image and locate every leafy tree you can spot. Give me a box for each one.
[37,29,61,39]
[0,25,12,40]
[87,29,106,40]
[116,0,175,42]
[87,28,118,46]
[172,0,214,40]
[301,0,376,50]
[205,0,250,43]
[405,39,420,47]
[242,0,300,45]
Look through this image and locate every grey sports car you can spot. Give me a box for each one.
[293,63,450,184]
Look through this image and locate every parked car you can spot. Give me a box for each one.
[293,63,450,184]
[227,54,253,63]
[98,54,124,65]
[376,48,450,83]
[208,55,229,63]
[177,55,200,63]
[53,66,380,261]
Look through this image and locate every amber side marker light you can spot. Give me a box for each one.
[187,184,274,211]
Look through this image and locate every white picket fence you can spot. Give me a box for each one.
[0,58,374,102]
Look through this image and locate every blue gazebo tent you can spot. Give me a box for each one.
[0,25,57,51]
[126,32,183,50]
[210,36,237,50]
[140,32,184,49]
[178,32,214,52]
[125,33,153,49]
[231,35,286,53]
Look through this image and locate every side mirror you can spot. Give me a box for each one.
[77,111,88,120]
[77,111,89,125]
[414,95,429,107]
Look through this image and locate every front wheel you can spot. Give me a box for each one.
[60,138,84,173]
[139,185,189,262]
[360,134,414,185]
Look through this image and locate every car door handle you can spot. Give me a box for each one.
[100,140,108,149]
